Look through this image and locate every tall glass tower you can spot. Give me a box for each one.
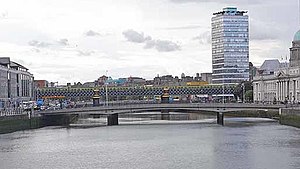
[211,7,249,84]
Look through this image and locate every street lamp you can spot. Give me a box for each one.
[222,75,225,104]
[105,70,108,107]
[222,84,225,104]
[242,82,245,103]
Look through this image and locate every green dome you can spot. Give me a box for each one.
[294,30,300,41]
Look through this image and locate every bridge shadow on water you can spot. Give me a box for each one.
[68,111,278,128]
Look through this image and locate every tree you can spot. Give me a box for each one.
[245,90,253,102]
[234,81,253,102]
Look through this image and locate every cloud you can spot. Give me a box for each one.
[144,39,181,52]
[163,25,204,30]
[31,48,41,53]
[170,0,261,4]
[193,31,211,44]
[122,29,152,43]
[250,20,280,41]
[0,11,8,19]
[77,50,95,56]
[123,29,181,52]
[28,38,70,49]
[28,40,52,48]
[57,38,69,46]
[144,40,156,49]
[85,30,101,36]
[152,40,181,52]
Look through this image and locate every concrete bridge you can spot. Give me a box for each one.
[38,103,284,126]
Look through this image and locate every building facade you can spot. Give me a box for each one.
[34,80,49,88]
[0,57,34,108]
[212,7,249,84]
[253,30,300,103]
[201,73,213,84]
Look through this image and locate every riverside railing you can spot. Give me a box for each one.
[0,107,26,117]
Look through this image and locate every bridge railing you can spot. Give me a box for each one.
[39,102,285,115]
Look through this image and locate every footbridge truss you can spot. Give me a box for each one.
[36,85,236,99]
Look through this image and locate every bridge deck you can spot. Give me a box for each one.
[38,103,283,115]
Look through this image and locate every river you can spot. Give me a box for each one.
[0,118,300,169]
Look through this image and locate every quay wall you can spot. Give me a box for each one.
[280,108,300,128]
[0,115,44,134]
[225,109,279,119]
[0,114,76,134]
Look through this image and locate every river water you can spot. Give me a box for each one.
[0,118,300,169]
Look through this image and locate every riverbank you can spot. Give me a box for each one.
[0,115,43,134]
[280,108,300,128]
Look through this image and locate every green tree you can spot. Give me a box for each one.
[245,90,253,102]
[234,81,253,102]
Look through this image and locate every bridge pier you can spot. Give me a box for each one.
[161,110,170,120]
[217,112,224,125]
[107,114,119,126]
[42,114,78,126]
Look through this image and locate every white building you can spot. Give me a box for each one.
[253,30,300,103]
[212,7,249,84]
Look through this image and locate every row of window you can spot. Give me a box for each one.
[212,59,248,64]
[211,28,248,33]
[213,74,249,79]
[0,70,33,98]
[223,33,248,37]
[212,43,248,48]
[213,69,249,74]
[212,78,249,84]
[213,49,248,53]
[224,38,248,42]
[213,57,248,62]
[213,64,248,69]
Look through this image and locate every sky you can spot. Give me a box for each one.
[0,0,298,84]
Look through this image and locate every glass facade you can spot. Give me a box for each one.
[212,7,249,84]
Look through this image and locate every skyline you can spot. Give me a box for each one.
[0,0,298,84]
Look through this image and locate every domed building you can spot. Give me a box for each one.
[253,30,300,103]
[293,30,300,41]
[290,30,300,67]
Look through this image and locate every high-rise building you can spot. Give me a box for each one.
[211,7,249,84]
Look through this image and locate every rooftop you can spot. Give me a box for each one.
[0,57,28,71]
[213,7,247,16]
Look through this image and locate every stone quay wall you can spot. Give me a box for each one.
[280,108,300,128]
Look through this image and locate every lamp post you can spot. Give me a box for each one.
[242,82,245,103]
[222,75,225,104]
[105,71,108,107]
